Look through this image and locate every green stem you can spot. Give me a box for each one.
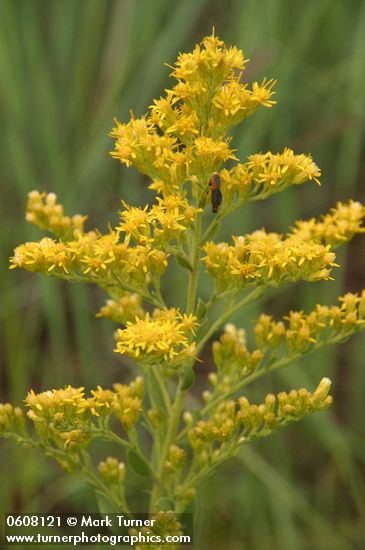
[93,428,133,450]
[200,210,224,244]
[151,365,172,414]
[179,423,287,501]
[186,211,202,314]
[149,380,186,513]
[196,286,265,354]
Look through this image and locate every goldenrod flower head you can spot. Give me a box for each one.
[25,386,87,421]
[206,149,321,213]
[190,136,237,180]
[150,195,199,242]
[10,237,76,274]
[219,164,252,204]
[114,309,198,366]
[110,116,178,177]
[164,107,200,142]
[13,379,144,449]
[10,226,168,291]
[118,202,152,245]
[204,230,336,292]
[211,78,276,131]
[113,396,142,431]
[247,147,321,187]
[170,34,247,85]
[290,200,365,247]
[118,196,200,247]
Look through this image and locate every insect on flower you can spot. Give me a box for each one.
[209,172,223,213]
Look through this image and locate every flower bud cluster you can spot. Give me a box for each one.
[133,511,183,550]
[211,324,262,395]
[189,378,332,453]
[98,456,126,485]
[112,377,144,430]
[114,309,198,367]
[0,403,26,436]
[165,444,187,474]
[96,293,144,324]
[208,292,365,402]
[26,191,88,240]
[254,291,365,354]
[204,230,336,292]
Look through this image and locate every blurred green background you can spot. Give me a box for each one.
[1,0,365,548]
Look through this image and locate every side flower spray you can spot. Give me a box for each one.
[3,34,365,548]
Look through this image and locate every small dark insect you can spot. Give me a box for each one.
[209,172,222,213]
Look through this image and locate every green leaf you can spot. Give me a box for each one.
[195,298,207,319]
[127,449,154,478]
[95,491,113,515]
[180,365,195,391]
[176,254,193,271]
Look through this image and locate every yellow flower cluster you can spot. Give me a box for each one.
[189,378,332,452]
[168,35,275,133]
[10,230,168,292]
[21,377,143,452]
[290,200,365,248]
[110,116,187,188]
[114,309,198,366]
[211,78,276,132]
[170,34,247,87]
[26,191,88,240]
[111,34,276,197]
[219,147,321,210]
[204,230,336,292]
[247,147,321,187]
[118,195,199,246]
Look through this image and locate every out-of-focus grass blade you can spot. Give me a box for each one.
[239,446,352,549]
